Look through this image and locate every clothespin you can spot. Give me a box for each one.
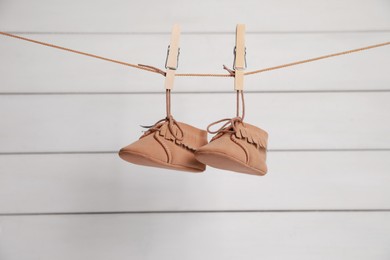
[164,24,181,89]
[233,24,246,90]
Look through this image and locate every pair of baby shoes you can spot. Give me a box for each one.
[119,90,268,176]
[119,24,267,176]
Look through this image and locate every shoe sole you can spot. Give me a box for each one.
[194,150,266,176]
[119,149,205,173]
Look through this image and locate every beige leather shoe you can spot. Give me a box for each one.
[195,25,269,176]
[119,90,208,173]
[195,90,269,176]
[195,119,268,175]
[119,115,207,173]
[119,25,208,173]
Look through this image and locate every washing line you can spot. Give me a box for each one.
[0,31,389,78]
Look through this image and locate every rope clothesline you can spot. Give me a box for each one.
[0,31,389,77]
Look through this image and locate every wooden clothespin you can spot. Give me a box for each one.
[164,24,181,89]
[233,24,246,90]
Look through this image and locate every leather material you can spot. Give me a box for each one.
[195,121,268,176]
[119,25,208,173]
[119,119,208,173]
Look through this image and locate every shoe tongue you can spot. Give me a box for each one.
[159,122,168,136]
[158,122,174,140]
[157,121,181,140]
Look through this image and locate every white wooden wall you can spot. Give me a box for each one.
[1,0,390,259]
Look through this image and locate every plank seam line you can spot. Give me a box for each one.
[1,149,390,156]
[1,89,390,95]
[1,209,390,217]
[4,30,390,35]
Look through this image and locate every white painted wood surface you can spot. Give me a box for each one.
[1,213,389,260]
[1,0,389,258]
[0,33,389,93]
[0,152,389,213]
[1,0,389,32]
[0,93,389,152]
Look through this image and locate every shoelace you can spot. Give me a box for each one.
[207,116,246,142]
[206,90,246,140]
[140,115,184,141]
[139,89,184,141]
[207,116,244,135]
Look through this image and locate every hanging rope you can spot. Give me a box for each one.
[244,41,390,76]
[0,31,389,77]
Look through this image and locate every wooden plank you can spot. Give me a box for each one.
[0,212,389,259]
[0,93,389,152]
[0,33,389,93]
[0,152,389,213]
[0,0,389,32]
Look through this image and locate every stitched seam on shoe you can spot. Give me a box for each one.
[154,131,171,163]
[230,134,249,164]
